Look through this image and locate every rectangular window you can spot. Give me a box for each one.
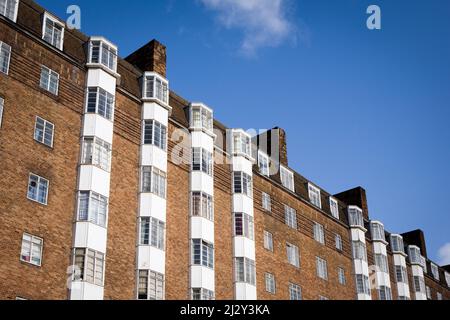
[261,192,271,212]
[431,263,440,281]
[139,217,165,250]
[426,286,431,300]
[39,66,59,95]
[390,235,405,254]
[0,41,11,75]
[313,222,325,245]
[143,119,167,150]
[20,234,43,266]
[191,288,215,300]
[445,272,450,287]
[143,74,169,104]
[138,270,164,300]
[190,104,213,132]
[140,166,167,199]
[258,151,269,176]
[286,243,300,268]
[264,231,273,252]
[233,171,252,197]
[88,40,118,72]
[77,191,108,227]
[395,265,408,283]
[233,212,254,240]
[338,267,346,285]
[329,197,339,219]
[86,87,114,120]
[284,205,297,230]
[191,239,214,269]
[371,222,385,242]
[27,173,49,205]
[289,283,302,300]
[437,292,443,301]
[316,257,328,280]
[234,257,256,285]
[232,131,251,158]
[0,97,4,128]
[73,248,104,286]
[348,206,364,228]
[352,241,368,262]
[335,234,343,251]
[280,166,294,192]
[191,191,214,221]
[34,116,54,147]
[378,286,392,300]
[42,13,64,50]
[265,273,276,294]
[413,276,425,293]
[81,137,112,172]
[192,147,213,176]
[374,254,389,273]
[408,246,421,265]
[308,184,321,208]
[0,0,18,21]
[356,274,370,295]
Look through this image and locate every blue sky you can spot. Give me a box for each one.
[37,0,450,264]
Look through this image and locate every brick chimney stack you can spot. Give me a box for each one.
[125,39,167,77]
[334,187,370,221]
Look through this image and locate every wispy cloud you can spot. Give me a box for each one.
[438,243,450,266]
[199,0,297,56]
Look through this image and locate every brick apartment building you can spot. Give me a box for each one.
[0,0,449,301]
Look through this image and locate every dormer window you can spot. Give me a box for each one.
[308,184,321,209]
[329,198,339,219]
[348,206,364,229]
[189,103,213,133]
[421,256,427,273]
[408,246,421,265]
[88,38,118,73]
[370,222,385,242]
[258,151,269,176]
[142,72,169,105]
[445,272,450,287]
[0,0,19,22]
[280,165,294,192]
[390,234,405,254]
[431,263,440,281]
[232,130,251,158]
[42,12,64,50]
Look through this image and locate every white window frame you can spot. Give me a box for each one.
[289,283,302,300]
[338,267,346,285]
[0,0,19,22]
[352,241,368,262]
[437,292,443,301]
[233,212,254,240]
[87,37,118,73]
[139,217,165,250]
[313,222,325,245]
[370,221,386,242]
[0,41,11,75]
[192,147,213,176]
[143,119,167,151]
[140,166,167,199]
[280,165,294,192]
[233,171,252,197]
[0,97,4,128]
[426,286,431,300]
[408,246,421,265]
[356,274,370,295]
[20,233,43,267]
[234,257,256,285]
[142,72,169,105]
[284,205,297,230]
[445,272,450,287]
[265,273,276,294]
[431,263,440,281]
[308,183,322,209]
[329,197,339,219]
[72,248,105,286]
[286,242,300,268]
[86,86,115,121]
[81,136,112,172]
[42,12,65,50]
[348,206,365,229]
[378,286,392,300]
[191,288,215,300]
[137,270,165,300]
[258,151,269,176]
[395,265,408,284]
[374,253,389,273]
[191,239,214,269]
[77,191,108,227]
[232,130,252,159]
[39,65,59,95]
[264,230,273,252]
[413,275,425,293]
[335,234,343,251]
[390,234,405,254]
[261,192,271,212]
[316,257,328,280]
[27,173,49,205]
[34,116,54,147]
[189,103,213,133]
[191,191,214,221]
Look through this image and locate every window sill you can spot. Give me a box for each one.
[27,196,48,206]
[34,139,54,150]
[74,220,107,229]
[19,259,42,268]
[38,86,60,102]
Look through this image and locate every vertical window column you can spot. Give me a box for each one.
[188,103,216,300]
[230,129,257,300]
[136,71,171,300]
[370,221,392,300]
[69,37,119,301]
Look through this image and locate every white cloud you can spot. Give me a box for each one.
[199,0,296,56]
[438,243,450,265]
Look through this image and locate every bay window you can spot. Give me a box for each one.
[348,206,364,229]
[191,239,214,269]
[139,217,165,250]
[378,286,392,300]
[356,274,370,295]
[190,103,213,132]
[390,234,405,254]
[73,248,104,286]
[234,257,256,285]
[140,166,166,198]
[233,171,252,197]
[395,265,408,283]
[233,212,254,240]
[232,130,251,158]
[191,191,214,221]
[374,254,389,273]
[408,246,421,265]
[86,87,115,120]
[77,191,108,227]
[192,147,213,175]
[88,38,118,72]
[81,136,112,172]
[138,270,164,300]
[352,241,368,262]
[370,222,385,242]
[143,119,167,150]
[142,72,169,105]
[191,288,215,300]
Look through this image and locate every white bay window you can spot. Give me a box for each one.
[139,217,165,250]
[141,166,166,198]
[73,248,104,286]
[235,257,256,285]
[191,191,214,221]
[81,136,112,172]
[189,103,213,132]
[86,87,115,120]
[233,212,254,240]
[142,72,169,105]
[88,38,118,72]
[77,191,108,227]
